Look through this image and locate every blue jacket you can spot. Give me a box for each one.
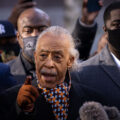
[0,63,16,93]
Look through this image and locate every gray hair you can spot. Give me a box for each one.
[36,26,80,71]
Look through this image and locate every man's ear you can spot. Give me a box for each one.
[67,56,75,69]
[103,25,107,32]
[17,32,23,49]
[103,26,109,39]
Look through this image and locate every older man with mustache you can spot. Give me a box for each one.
[0,26,86,120]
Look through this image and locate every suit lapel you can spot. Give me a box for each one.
[11,54,26,75]
[9,54,27,84]
[99,45,120,88]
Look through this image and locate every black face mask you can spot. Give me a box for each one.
[22,36,38,63]
[108,29,120,51]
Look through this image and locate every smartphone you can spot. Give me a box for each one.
[23,0,34,2]
[87,0,101,13]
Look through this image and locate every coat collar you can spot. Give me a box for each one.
[31,72,79,120]
[99,45,120,88]
[10,52,35,76]
[10,54,26,75]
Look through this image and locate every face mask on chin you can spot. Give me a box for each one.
[22,36,38,63]
[108,28,120,52]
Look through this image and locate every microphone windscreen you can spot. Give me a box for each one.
[104,106,120,120]
[79,101,109,120]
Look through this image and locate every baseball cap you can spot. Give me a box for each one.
[0,20,16,38]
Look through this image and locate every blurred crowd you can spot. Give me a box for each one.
[0,0,120,120]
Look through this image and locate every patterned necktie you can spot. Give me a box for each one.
[38,82,71,120]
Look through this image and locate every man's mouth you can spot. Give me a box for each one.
[41,74,56,82]
[40,69,57,82]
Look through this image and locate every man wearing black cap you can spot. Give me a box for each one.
[0,20,20,63]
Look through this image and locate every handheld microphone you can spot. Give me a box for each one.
[79,101,109,120]
[104,106,120,120]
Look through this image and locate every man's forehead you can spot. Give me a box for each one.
[110,9,120,21]
[39,49,65,53]
[40,34,69,46]
[38,42,69,51]
[40,33,69,42]
[36,34,70,52]
[20,16,48,27]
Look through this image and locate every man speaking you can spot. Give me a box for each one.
[0,26,85,120]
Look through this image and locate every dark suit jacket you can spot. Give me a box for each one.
[74,45,120,109]
[0,63,16,93]
[0,75,86,120]
[6,54,30,84]
[7,54,26,76]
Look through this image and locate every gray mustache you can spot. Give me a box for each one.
[40,69,57,76]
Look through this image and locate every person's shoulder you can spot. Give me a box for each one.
[81,54,100,67]
[0,84,22,109]
[71,54,100,77]
[6,56,21,72]
[0,64,12,80]
[6,57,17,66]
[0,63,17,91]
[1,83,21,95]
[72,54,101,79]
[0,63,8,68]
[0,63,10,73]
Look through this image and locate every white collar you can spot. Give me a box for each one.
[111,52,120,69]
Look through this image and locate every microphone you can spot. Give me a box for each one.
[79,101,109,120]
[104,106,120,120]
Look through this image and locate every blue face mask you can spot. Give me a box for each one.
[22,36,38,63]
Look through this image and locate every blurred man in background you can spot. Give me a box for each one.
[72,0,103,60]
[75,1,120,110]
[7,7,51,84]
[0,20,20,63]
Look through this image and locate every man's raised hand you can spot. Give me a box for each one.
[17,76,39,112]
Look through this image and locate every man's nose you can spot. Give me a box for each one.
[45,58,54,68]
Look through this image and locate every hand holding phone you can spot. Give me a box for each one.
[81,0,102,25]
